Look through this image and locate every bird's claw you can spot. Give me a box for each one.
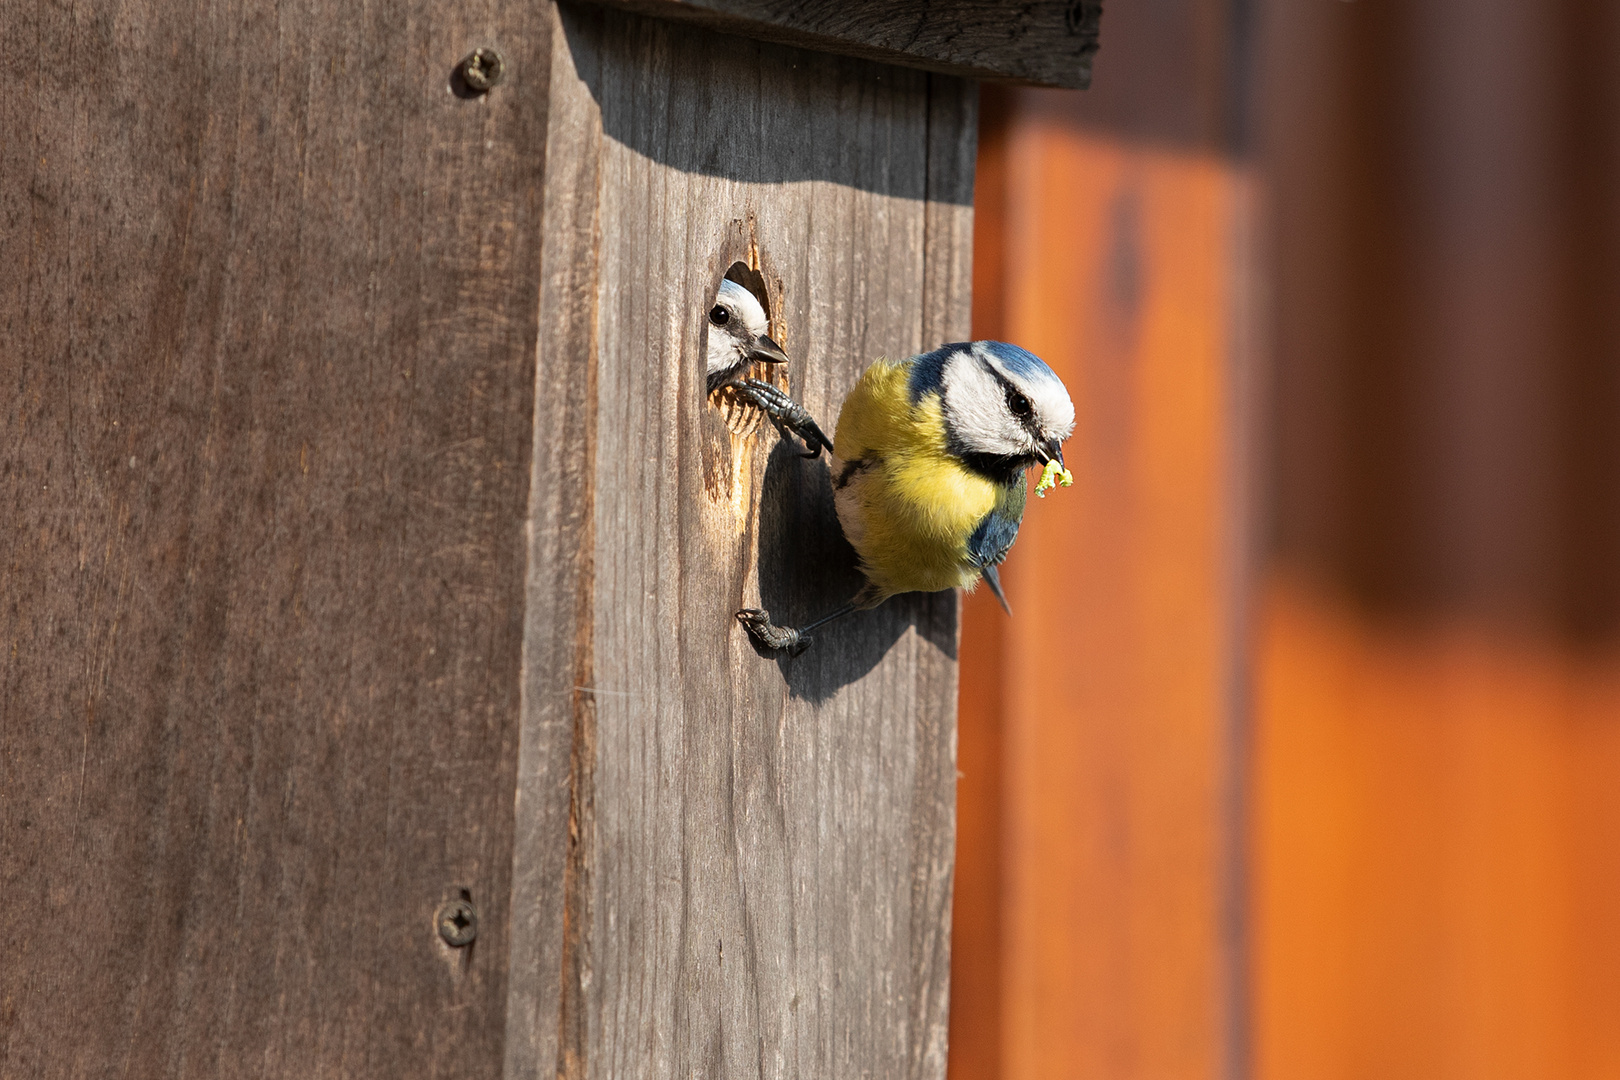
[736,608,810,656]
[730,379,832,459]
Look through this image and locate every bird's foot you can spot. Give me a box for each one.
[736,608,811,656]
[729,380,832,458]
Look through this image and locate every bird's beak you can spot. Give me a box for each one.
[1035,439,1066,468]
[749,334,789,365]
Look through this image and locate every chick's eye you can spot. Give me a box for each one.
[709,305,730,326]
[1007,390,1032,419]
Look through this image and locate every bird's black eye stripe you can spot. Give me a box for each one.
[1006,389,1032,419]
[709,305,730,326]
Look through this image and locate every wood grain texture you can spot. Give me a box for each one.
[0,0,551,1074]
[503,14,602,1080]
[498,7,973,1078]
[3,0,971,1071]
[573,0,1102,89]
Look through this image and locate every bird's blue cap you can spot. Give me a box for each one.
[908,340,1060,402]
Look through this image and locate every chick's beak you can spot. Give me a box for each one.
[750,334,789,365]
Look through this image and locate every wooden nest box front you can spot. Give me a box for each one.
[1,2,1099,1076]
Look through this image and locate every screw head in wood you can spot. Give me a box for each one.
[436,898,479,947]
[455,49,504,94]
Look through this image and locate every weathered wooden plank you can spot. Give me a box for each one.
[0,0,551,1074]
[502,12,602,1079]
[501,6,973,1077]
[573,0,1102,89]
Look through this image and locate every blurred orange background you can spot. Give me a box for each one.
[948,2,1620,1078]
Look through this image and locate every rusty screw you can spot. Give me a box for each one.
[456,49,504,94]
[436,898,478,947]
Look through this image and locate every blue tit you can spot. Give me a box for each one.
[738,340,1075,653]
[705,279,831,457]
[706,278,788,387]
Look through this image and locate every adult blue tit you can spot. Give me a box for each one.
[705,278,831,457]
[738,340,1076,653]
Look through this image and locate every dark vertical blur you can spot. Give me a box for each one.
[1255,2,1620,1077]
[1264,0,1620,639]
[1015,0,1243,152]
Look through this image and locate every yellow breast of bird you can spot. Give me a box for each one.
[831,358,997,600]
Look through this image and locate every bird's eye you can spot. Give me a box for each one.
[709,305,730,326]
[1007,390,1032,419]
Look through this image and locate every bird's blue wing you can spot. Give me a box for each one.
[966,480,1027,616]
[967,503,1021,571]
[966,473,1028,572]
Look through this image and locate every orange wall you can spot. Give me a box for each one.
[1253,0,1620,1076]
[949,16,1252,1069]
[1255,577,1620,1080]
[952,2,1620,1078]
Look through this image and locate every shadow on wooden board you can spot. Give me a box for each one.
[558,1,971,201]
[542,1,968,709]
[754,440,958,702]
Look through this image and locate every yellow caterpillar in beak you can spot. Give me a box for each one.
[1034,458,1073,498]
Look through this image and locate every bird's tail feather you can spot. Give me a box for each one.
[980,564,1012,616]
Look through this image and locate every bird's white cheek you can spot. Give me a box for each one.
[949,395,1026,456]
[705,341,742,376]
